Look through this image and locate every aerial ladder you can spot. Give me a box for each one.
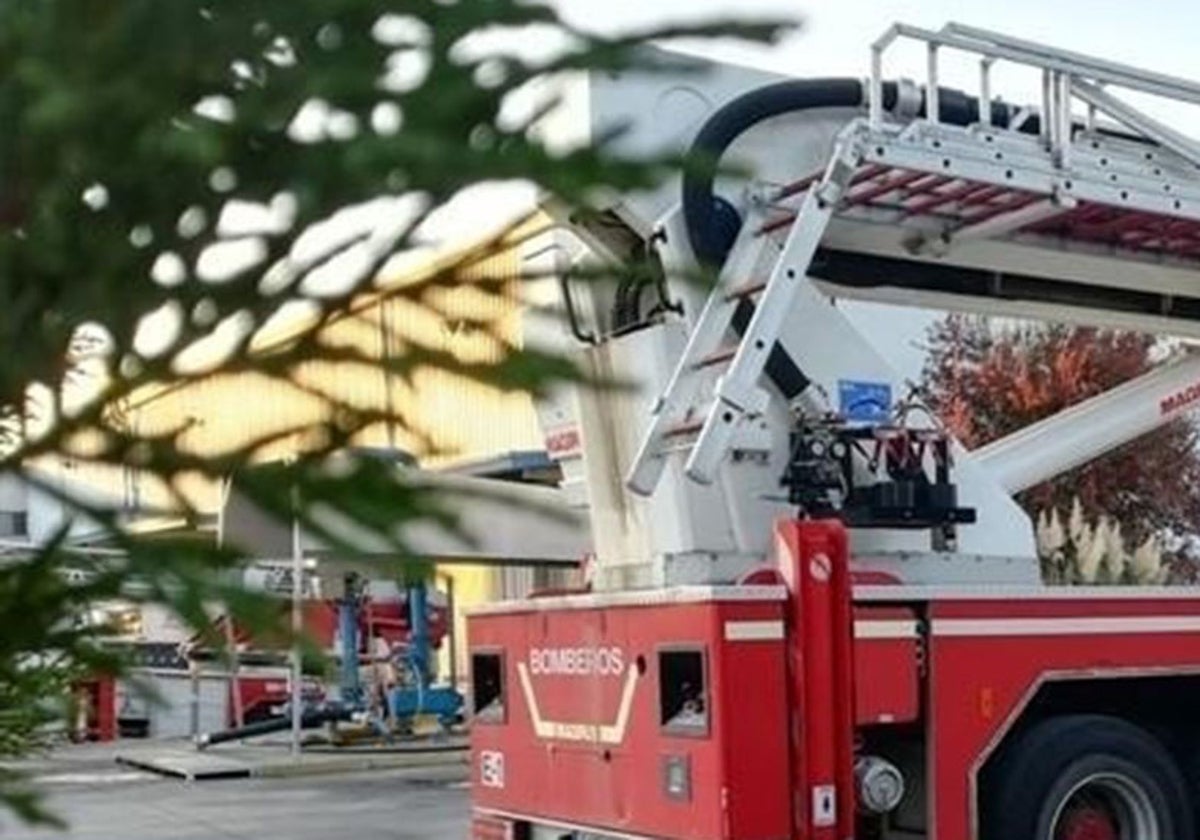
[470,24,1200,840]
[629,22,1200,499]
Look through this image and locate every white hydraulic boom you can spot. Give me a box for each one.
[971,351,1200,494]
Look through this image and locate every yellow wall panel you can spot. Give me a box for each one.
[65,223,550,517]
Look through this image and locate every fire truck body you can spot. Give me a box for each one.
[472,538,1200,839]
[471,24,1200,840]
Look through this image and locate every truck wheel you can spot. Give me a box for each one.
[983,714,1192,840]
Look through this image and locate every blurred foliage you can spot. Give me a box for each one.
[0,0,787,823]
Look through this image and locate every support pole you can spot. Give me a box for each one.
[215,475,243,731]
[926,43,940,123]
[869,46,884,129]
[290,488,302,760]
[979,58,994,127]
[189,661,200,739]
[1056,72,1073,168]
[446,574,458,693]
[338,574,363,707]
[409,580,430,685]
[1041,69,1053,147]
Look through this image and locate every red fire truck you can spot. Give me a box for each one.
[469,23,1200,840]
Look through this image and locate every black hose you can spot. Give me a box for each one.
[683,78,870,267]
[196,706,352,749]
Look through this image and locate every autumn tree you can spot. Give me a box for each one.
[921,315,1200,567]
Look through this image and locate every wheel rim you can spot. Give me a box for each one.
[1057,807,1119,840]
[1051,772,1161,840]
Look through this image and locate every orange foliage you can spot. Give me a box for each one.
[921,316,1200,564]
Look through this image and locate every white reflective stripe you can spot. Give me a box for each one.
[855,583,1200,601]
[933,616,1200,637]
[724,620,785,641]
[516,662,639,745]
[854,619,919,640]
[469,584,787,616]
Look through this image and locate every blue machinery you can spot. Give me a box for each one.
[337,580,365,709]
[197,575,462,749]
[337,574,463,730]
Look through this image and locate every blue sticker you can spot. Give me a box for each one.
[838,379,892,423]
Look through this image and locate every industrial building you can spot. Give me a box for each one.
[28,217,590,740]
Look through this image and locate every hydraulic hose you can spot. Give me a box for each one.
[195,705,352,749]
[683,78,870,267]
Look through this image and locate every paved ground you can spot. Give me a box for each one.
[1,764,469,839]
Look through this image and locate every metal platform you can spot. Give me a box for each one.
[774,23,1200,266]
[116,749,252,781]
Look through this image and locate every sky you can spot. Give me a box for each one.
[554,0,1200,106]
[543,0,1200,379]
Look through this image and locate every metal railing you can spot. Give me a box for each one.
[869,22,1200,169]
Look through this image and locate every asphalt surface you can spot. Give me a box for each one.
[0,765,469,839]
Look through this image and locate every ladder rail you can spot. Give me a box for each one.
[871,21,1200,183]
[624,201,779,496]
[875,23,1200,112]
[625,133,862,495]
[683,174,847,485]
[942,22,1200,103]
[1071,80,1200,169]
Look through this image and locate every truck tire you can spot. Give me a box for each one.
[982,714,1192,840]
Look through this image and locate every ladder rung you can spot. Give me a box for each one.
[851,163,893,185]
[692,345,738,370]
[958,191,1041,225]
[773,163,889,202]
[903,181,988,216]
[663,419,704,439]
[763,164,911,235]
[757,213,796,236]
[724,280,767,301]
[1085,210,1167,237]
[957,185,1008,209]
[773,172,822,201]
[845,169,928,206]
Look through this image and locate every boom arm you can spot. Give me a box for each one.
[970,353,1200,493]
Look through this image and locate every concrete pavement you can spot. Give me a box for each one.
[114,735,468,780]
[2,735,468,782]
[1,764,469,839]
